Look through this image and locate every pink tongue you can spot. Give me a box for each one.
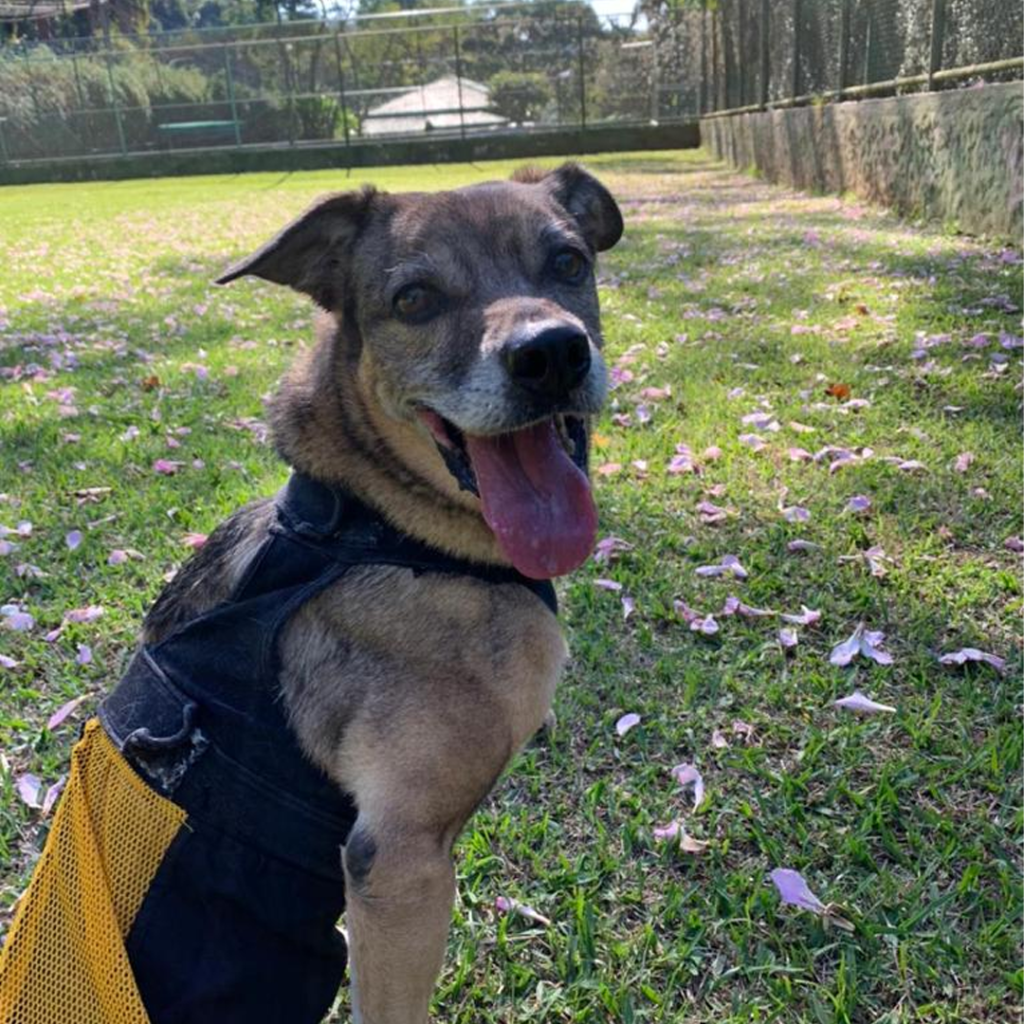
[465,420,597,579]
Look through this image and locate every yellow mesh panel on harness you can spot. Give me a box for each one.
[0,719,186,1024]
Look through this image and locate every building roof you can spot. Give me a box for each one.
[362,75,507,136]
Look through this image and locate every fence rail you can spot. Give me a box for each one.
[0,0,1020,168]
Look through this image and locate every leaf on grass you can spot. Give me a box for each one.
[834,690,896,714]
[825,383,851,400]
[615,712,641,737]
[938,648,1006,673]
[670,763,705,809]
[770,868,825,914]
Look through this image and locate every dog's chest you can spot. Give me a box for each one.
[279,565,568,783]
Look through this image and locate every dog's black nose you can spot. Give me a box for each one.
[505,325,591,399]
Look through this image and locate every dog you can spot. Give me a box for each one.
[0,163,622,1024]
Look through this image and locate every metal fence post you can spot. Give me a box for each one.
[453,25,467,141]
[928,0,946,89]
[104,51,128,155]
[711,4,719,110]
[224,47,242,146]
[759,0,769,108]
[0,118,9,165]
[791,0,802,101]
[699,0,708,115]
[838,0,850,99]
[332,29,352,153]
[576,12,587,130]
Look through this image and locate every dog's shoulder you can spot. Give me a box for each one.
[142,498,277,644]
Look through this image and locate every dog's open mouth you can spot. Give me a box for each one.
[417,409,596,580]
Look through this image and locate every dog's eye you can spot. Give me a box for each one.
[552,249,588,284]
[393,284,441,322]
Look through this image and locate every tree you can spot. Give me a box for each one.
[487,70,551,124]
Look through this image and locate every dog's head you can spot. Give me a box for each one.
[217,164,622,580]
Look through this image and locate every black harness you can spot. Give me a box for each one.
[98,473,556,1024]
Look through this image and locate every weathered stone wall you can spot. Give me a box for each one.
[701,82,1023,240]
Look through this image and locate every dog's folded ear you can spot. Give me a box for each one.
[215,187,377,309]
[515,163,623,252]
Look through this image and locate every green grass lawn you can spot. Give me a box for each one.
[0,150,1021,1023]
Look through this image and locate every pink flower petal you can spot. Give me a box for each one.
[861,630,893,665]
[711,729,729,749]
[2,606,34,632]
[615,712,641,737]
[107,549,128,565]
[621,595,636,620]
[781,606,821,626]
[739,433,767,452]
[653,820,682,842]
[1004,536,1024,553]
[690,614,720,635]
[182,533,208,549]
[830,626,864,666]
[16,773,42,809]
[594,578,623,592]
[494,895,551,927]
[782,506,811,523]
[787,539,821,553]
[953,452,974,473]
[938,648,1006,673]
[65,530,83,550]
[0,654,19,669]
[779,628,799,650]
[64,605,104,624]
[41,776,67,817]
[75,643,93,665]
[153,459,184,475]
[834,690,897,714]
[703,445,723,461]
[594,536,633,563]
[788,447,814,462]
[731,719,755,741]
[770,868,826,913]
[845,495,872,513]
[670,763,705,809]
[47,694,89,730]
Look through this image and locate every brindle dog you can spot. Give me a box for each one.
[151,163,622,1022]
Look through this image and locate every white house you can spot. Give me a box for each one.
[362,76,507,136]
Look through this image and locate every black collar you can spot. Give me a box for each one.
[276,473,558,616]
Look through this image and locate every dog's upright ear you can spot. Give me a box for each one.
[215,187,377,310]
[514,162,623,252]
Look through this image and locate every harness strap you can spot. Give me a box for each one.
[275,472,559,617]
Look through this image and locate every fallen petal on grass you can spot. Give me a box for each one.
[16,773,42,809]
[834,690,897,714]
[494,896,551,927]
[615,712,641,737]
[65,530,83,550]
[938,648,1006,673]
[770,868,826,914]
[670,763,705,809]
[48,694,90,730]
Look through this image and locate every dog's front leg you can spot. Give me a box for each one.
[343,817,455,1024]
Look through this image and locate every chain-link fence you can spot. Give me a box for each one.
[1,0,1020,167]
[703,0,1022,116]
[0,2,696,165]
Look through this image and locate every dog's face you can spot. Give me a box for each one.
[218,164,623,579]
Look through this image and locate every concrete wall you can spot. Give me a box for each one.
[0,122,698,187]
[701,82,1023,240]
